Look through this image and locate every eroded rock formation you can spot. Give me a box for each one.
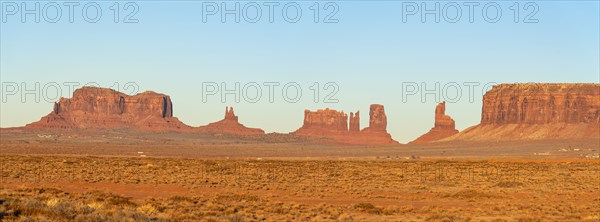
[362,104,387,133]
[410,102,459,144]
[294,109,349,136]
[349,111,360,132]
[434,102,455,129]
[224,107,238,121]
[20,83,600,144]
[451,83,600,141]
[481,84,600,124]
[27,88,265,135]
[356,104,397,145]
[293,105,398,145]
[26,86,190,131]
[197,106,265,135]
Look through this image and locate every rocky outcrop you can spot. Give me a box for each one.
[294,109,349,136]
[362,104,387,133]
[196,107,265,135]
[450,83,600,141]
[25,87,263,135]
[19,83,600,144]
[481,83,600,124]
[410,102,459,144]
[224,107,238,121]
[293,105,398,145]
[356,104,397,145]
[26,87,190,131]
[434,102,455,129]
[349,111,360,132]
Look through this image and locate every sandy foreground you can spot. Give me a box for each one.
[1,130,599,221]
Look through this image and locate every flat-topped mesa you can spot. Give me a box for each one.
[410,102,459,144]
[481,83,600,125]
[451,83,600,141]
[196,106,264,135]
[53,87,173,118]
[349,111,360,132]
[294,108,349,135]
[293,105,398,145]
[26,86,190,131]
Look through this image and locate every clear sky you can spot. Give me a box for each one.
[1,0,599,143]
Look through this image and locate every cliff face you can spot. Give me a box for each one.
[410,102,459,144]
[481,84,600,125]
[196,107,265,135]
[434,102,456,129]
[296,109,349,135]
[293,105,398,145]
[26,87,190,131]
[362,104,387,133]
[450,83,600,141]
[355,104,397,145]
[52,87,173,118]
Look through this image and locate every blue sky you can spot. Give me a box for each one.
[1,0,599,143]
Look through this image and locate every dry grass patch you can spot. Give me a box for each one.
[442,189,498,199]
[354,203,383,214]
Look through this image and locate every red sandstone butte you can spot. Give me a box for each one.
[361,104,388,133]
[25,86,191,132]
[293,104,398,145]
[450,83,600,141]
[410,102,459,144]
[293,108,349,137]
[196,107,264,135]
[352,104,398,145]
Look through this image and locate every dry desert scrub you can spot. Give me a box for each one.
[1,155,599,221]
[0,188,171,221]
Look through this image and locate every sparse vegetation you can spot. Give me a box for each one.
[0,190,171,221]
[1,155,598,221]
[354,203,383,214]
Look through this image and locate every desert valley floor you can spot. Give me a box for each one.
[1,129,599,221]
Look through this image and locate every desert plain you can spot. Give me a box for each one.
[1,129,599,222]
